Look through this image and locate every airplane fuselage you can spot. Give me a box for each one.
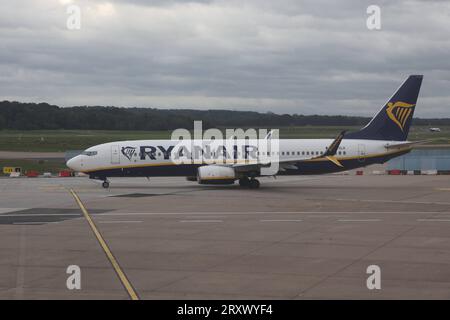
[67,139,410,179]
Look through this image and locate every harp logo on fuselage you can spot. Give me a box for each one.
[121,146,136,161]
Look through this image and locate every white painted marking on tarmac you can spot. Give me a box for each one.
[260,219,303,222]
[328,198,450,206]
[179,220,223,223]
[338,219,381,222]
[100,211,306,216]
[417,219,450,222]
[0,214,80,217]
[98,211,448,216]
[12,221,60,225]
[306,215,349,218]
[0,208,29,214]
[98,220,143,224]
[263,176,337,184]
[186,215,227,219]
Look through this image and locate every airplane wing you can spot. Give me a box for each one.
[232,130,347,172]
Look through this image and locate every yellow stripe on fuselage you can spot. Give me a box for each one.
[81,159,259,173]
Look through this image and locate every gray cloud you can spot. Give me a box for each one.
[0,0,449,117]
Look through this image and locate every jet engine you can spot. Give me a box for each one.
[197,165,236,185]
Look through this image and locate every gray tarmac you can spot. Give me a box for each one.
[0,174,450,299]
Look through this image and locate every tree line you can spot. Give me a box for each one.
[0,100,449,130]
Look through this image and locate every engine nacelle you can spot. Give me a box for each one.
[197,165,236,185]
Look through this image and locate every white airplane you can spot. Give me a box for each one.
[67,75,423,189]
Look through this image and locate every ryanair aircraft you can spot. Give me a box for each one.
[66,75,423,189]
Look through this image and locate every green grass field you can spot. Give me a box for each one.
[0,126,449,153]
[0,130,171,152]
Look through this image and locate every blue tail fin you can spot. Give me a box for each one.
[345,75,423,141]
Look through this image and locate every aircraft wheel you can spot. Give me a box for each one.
[239,177,250,187]
[249,179,260,189]
[102,181,110,189]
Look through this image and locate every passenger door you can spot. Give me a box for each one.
[358,144,366,163]
[111,145,120,164]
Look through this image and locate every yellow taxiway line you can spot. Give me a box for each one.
[69,189,139,300]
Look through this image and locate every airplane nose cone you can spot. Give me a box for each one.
[66,156,80,171]
[66,158,75,170]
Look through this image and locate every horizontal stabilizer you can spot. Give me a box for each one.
[384,140,432,149]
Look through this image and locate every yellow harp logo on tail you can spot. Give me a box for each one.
[386,101,415,131]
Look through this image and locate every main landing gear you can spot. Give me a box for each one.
[238,177,260,189]
[102,180,110,188]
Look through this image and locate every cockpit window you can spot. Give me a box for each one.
[82,151,98,156]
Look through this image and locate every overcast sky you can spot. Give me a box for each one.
[1,0,449,117]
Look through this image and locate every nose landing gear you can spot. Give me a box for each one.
[89,175,111,188]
